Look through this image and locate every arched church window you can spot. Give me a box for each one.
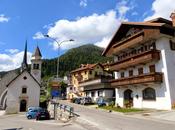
[142,87,156,100]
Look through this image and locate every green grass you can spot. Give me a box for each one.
[40,95,47,102]
[99,106,144,113]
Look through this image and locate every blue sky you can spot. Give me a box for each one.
[0,0,174,71]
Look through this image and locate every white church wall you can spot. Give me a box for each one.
[6,71,40,114]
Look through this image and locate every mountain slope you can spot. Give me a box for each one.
[42,44,112,77]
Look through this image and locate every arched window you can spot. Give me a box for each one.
[142,87,156,100]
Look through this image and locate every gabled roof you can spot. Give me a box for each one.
[71,63,104,74]
[102,17,174,56]
[6,70,41,87]
[32,46,42,57]
[146,17,172,25]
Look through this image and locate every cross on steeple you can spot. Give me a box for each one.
[21,40,28,72]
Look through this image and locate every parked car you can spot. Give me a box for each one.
[26,107,42,119]
[96,97,115,107]
[36,109,50,120]
[80,97,92,105]
[74,97,82,104]
[27,107,42,111]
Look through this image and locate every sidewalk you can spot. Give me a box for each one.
[147,110,175,121]
[0,110,5,116]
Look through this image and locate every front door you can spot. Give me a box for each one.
[124,89,133,108]
[20,99,27,112]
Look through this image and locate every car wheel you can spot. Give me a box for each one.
[27,115,32,119]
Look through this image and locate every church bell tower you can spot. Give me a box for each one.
[31,46,42,84]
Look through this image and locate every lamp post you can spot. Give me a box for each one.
[44,34,74,79]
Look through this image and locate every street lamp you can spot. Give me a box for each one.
[44,34,74,79]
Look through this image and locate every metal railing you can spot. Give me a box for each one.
[51,101,79,120]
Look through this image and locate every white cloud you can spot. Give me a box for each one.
[0,51,32,72]
[80,0,87,8]
[115,0,136,21]
[5,49,19,54]
[0,14,9,23]
[144,0,175,21]
[33,32,45,39]
[94,36,112,48]
[46,10,120,50]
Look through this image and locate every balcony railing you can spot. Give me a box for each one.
[111,29,160,54]
[110,50,160,71]
[79,76,113,91]
[79,76,113,87]
[110,72,163,87]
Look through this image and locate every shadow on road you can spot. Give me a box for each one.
[3,127,23,130]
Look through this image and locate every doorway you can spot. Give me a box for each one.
[124,89,133,108]
[20,99,27,112]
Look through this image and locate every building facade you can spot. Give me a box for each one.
[103,14,175,110]
[67,63,114,102]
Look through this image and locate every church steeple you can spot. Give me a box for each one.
[31,45,42,83]
[21,40,28,72]
[32,46,42,59]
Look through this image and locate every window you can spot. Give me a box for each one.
[89,71,92,75]
[144,45,148,51]
[22,87,27,94]
[70,87,72,90]
[142,87,156,100]
[170,40,175,50]
[33,64,39,69]
[99,72,103,76]
[149,42,156,50]
[129,70,133,77]
[98,91,103,97]
[149,65,155,73]
[23,76,27,80]
[121,72,125,78]
[91,92,95,97]
[95,71,98,76]
[138,68,143,75]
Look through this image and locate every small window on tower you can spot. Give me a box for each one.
[33,64,39,69]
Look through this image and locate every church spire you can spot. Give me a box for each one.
[21,40,28,71]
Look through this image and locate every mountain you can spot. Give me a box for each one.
[42,44,112,77]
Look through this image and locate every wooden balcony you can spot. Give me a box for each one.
[79,76,113,91]
[112,29,160,54]
[110,50,160,71]
[110,72,163,87]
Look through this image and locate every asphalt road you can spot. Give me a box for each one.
[0,114,86,130]
[60,100,175,130]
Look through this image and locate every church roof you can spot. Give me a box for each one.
[21,41,28,71]
[32,46,42,57]
[6,70,41,87]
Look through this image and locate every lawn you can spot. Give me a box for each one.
[99,106,144,113]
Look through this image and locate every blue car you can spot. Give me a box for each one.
[97,97,115,107]
[26,107,42,119]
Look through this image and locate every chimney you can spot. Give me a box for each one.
[170,10,175,27]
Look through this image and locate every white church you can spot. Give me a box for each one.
[5,42,42,114]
